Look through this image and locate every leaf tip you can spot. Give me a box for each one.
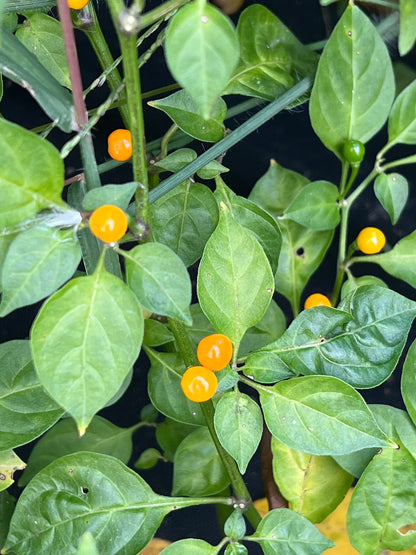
[78,424,87,437]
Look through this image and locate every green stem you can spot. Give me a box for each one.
[159,124,179,159]
[78,2,130,127]
[107,0,149,227]
[331,200,349,306]
[380,154,416,172]
[140,0,190,29]
[167,318,262,529]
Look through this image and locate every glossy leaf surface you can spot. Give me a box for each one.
[0,119,64,229]
[16,13,70,88]
[401,339,416,427]
[197,205,274,351]
[19,416,134,486]
[374,173,408,224]
[165,2,239,119]
[149,90,226,142]
[309,4,395,158]
[0,340,63,451]
[249,508,334,554]
[173,427,229,496]
[259,375,391,456]
[375,230,416,288]
[214,390,263,474]
[388,79,416,146]
[347,406,416,554]
[150,181,219,267]
[82,182,137,212]
[0,27,73,132]
[246,286,416,388]
[4,452,200,554]
[0,228,81,316]
[31,270,144,433]
[271,437,353,523]
[147,349,205,426]
[225,5,318,101]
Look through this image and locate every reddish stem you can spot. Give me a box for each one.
[261,424,288,510]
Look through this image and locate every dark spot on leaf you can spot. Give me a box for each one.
[295,247,305,258]
[81,487,89,494]
[0,473,6,480]
[68,469,73,474]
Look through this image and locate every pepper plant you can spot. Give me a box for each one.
[1,0,416,553]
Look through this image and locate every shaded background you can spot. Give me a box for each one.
[2,0,416,547]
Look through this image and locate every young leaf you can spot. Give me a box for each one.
[0,451,25,492]
[224,509,246,540]
[374,173,408,224]
[82,182,138,212]
[225,4,318,101]
[18,416,134,487]
[248,508,334,554]
[0,27,73,132]
[76,533,99,555]
[282,181,340,230]
[347,406,416,554]
[149,90,227,142]
[259,375,391,456]
[215,178,282,274]
[271,437,353,523]
[374,230,416,288]
[387,78,416,146]
[197,204,274,352]
[3,452,205,555]
[0,228,81,316]
[31,270,144,434]
[146,348,205,427]
[247,286,416,389]
[399,0,416,56]
[214,390,263,474]
[150,181,219,267]
[0,340,64,451]
[160,539,220,555]
[172,427,230,496]
[125,242,192,325]
[154,149,197,173]
[401,339,416,428]
[0,119,65,229]
[15,13,70,88]
[165,2,239,119]
[309,4,395,158]
[249,161,333,312]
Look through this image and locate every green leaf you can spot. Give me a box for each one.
[247,286,416,389]
[82,182,137,212]
[282,181,340,230]
[224,543,247,555]
[156,418,198,461]
[224,509,246,540]
[154,148,197,173]
[0,119,65,230]
[309,4,395,158]
[0,228,81,316]
[3,0,55,11]
[134,448,161,470]
[387,78,416,146]
[340,275,387,300]
[76,533,99,555]
[374,173,408,224]
[401,339,416,428]
[225,4,318,101]
[259,375,391,456]
[165,2,239,119]
[3,452,200,555]
[149,90,227,142]
[271,437,353,523]
[15,13,70,89]
[347,406,416,554]
[146,349,205,426]
[399,0,416,56]
[0,340,63,451]
[215,177,282,274]
[160,539,220,555]
[248,161,333,311]
[125,242,192,325]
[150,181,219,267]
[143,319,174,347]
[0,451,25,492]
[214,390,263,474]
[197,204,274,352]
[333,447,378,479]
[31,269,144,434]
[0,27,73,132]
[18,416,134,487]
[0,491,15,549]
[374,230,416,288]
[248,508,334,554]
[172,427,229,496]
[0,233,16,293]
[196,160,229,180]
